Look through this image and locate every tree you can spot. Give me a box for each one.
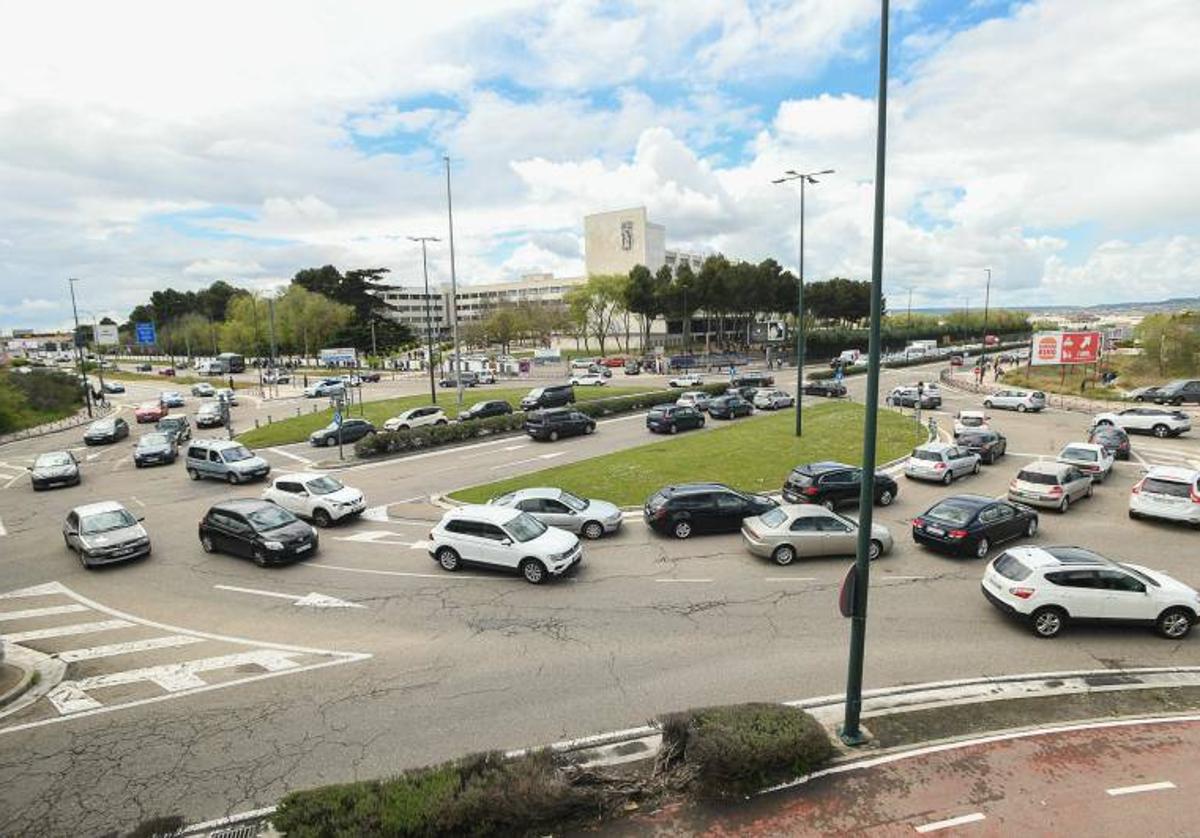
[219,293,264,355]
[565,275,626,355]
[292,265,412,353]
[625,265,657,351]
[274,285,353,357]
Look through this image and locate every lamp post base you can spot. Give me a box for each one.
[837,723,873,747]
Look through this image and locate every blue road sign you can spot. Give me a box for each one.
[834,366,844,384]
[332,410,343,426]
[135,322,157,345]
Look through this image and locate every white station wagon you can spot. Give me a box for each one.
[983,389,1046,412]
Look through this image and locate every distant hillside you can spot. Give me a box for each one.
[913,297,1200,315]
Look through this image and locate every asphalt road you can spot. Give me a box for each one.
[1,361,1199,836]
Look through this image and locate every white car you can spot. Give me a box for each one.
[1056,442,1114,482]
[1129,466,1200,528]
[304,380,345,398]
[215,388,238,405]
[983,389,1046,412]
[429,505,582,584]
[569,373,606,387]
[904,442,981,484]
[383,406,448,431]
[191,382,215,397]
[953,410,990,436]
[982,544,1199,639]
[669,373,703,388]
[676,390,711,412]
[753,389,795,410]
[262,472,366,527]
[1092,407,1191,439]
[338,374,363,387]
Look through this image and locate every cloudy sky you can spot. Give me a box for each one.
[2,0,1198,331]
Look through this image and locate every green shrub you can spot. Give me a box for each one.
[354,412,528,457]
[659,703,833,798]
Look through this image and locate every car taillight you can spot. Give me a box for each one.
[912,517,925,528]
[1190,487,1200,504]
[933,462,947,470]
[1009,586,1036,599]
[803,487,819,496]
[948,529,968,539]
[1048,485,1063,495]
[1131,479,1144,495]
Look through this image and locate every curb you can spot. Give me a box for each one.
[0,643,67,719]
[0,402,115,447]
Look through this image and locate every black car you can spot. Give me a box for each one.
[646,404,705,434]
[709,394,753,419]
[624,361,641,375]
[460,400,513,421]
[955,429,1008,465]
[1088,425,1131,460]
[726,385,759,401]
[912,494,1038,558]
[360,371,382,383]
[524,408,595,441]
[782,462,899,508]
[101,381,126,394]
[801,381,847,398]
[732,372,774,388]
[83,417,130,445]
[309,418,375,447]
[134,432,178,467]
[644,483,778,539]
[135,363,152,372]
[198,499,318,566]
[156,414,192,443]
[1132,386,1162,403]
[439,371,479,388]
[520,384,576,410]
[1155,379,1200,406]
[29,451,80,490]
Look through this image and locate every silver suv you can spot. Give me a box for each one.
[185,439,271,484]
[983,389,1046,412]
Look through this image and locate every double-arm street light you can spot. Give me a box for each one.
[773,167,834,437]
[980,268,992,372]
[409,235,441,404]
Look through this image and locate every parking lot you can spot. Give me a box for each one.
[1,359,1198,835]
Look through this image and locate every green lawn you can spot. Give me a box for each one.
[236,384,655,448]
[448,401,919,506]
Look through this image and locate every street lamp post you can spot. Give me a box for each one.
[444,156,463,410]
[841,0,890,747]
[66,278,92,418]
[409,235,441,404]
[980,268,992,371]
[773,167,834,437]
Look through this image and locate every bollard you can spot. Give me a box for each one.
[296,407,301,417]
[255,419,260,428]
[267,415,272,425]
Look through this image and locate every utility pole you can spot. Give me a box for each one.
[369,318,377,359]
[907,288,913,327]
[773,167,834,436]
[67,278,92,418]
[409,236,441,404]
[980,268,992,370]
[842,0,890,747]
[445,155,463,410]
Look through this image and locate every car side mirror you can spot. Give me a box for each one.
[65,527,77,535]
[136,515,145,522]
[501,538,512,546]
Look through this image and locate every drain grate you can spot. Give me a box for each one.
[1082,674,1144,688]
[210,825,263,838]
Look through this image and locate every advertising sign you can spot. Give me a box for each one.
[1031,331,1102,366]
[319,347,357,366]
[96,324,119,346]
[135,322,157,345]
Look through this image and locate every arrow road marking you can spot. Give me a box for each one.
[213,584,365,609]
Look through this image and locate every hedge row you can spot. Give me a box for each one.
[354,382,733,458]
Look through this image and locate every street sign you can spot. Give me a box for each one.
[135,322,157,345]
[838,565,857,618]
[96,324,119,346]
[1030,331,1101,365]
[332,410,342,426]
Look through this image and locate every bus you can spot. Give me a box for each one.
[216,352,245,373]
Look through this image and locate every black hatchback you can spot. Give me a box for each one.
[955,429,1008,464]
[644,483,778,539]
[709,395,753,419]
[460,400,513,421]
[646,404,705,434]
[1088,425,1130,460]
[524,408,595,441]
[198,499,318,566]
[782,462,898,508]
[801,381,848,398]
[912,494,1038,559]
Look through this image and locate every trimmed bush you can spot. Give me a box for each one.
[272,750,599,837]
[658,703,834,799]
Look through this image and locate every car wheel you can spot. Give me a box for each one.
[548,430,559,441]
[972,461,981,474]
[226,472,239,485]
[436,547,460,572]
[1017,404,1027,413]
[78,549,91,569]
[582,521,605,540]
[1129,510,1141,520]
[252,547,269,567]
[200,534,216,554]
[1153,424,1170,438]
[1030,606,1066,638]
[1059,495,1070,513]
[1026,517,1038,537]
[584,424,595,435]
[436,419,447,425]
[942,471,953,485]
[975,537,990,559]
[772,544,796,566]
[878,489,894,506]
[698,418,705,427]
[521,558,547,585]
[983,400,993,409]
[188,467,200,481]
[313,508,333,528]
[672,520,693,539]
[1086,482,1094,498]
[869,539,885,561]
[1097,419,1113,426]
[1156,608,1193,639]
[669,424,678,435]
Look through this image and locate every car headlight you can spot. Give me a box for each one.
[263,541,285,550]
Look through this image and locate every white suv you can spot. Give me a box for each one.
[1129,466,1200,528]
[669,373,703,388]
[383,406,448,431]
[982,545,1199,639]
[429,505,582,584]
[1092,407,1191,439]
[262,472,366,527]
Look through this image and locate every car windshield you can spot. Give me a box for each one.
[506,512,548,542]
[89,421,113,432]
[468,402,488,412]
[559,491,588,511]
[140,434,170,447]
[222,446,254,462]
[306,476,344,495]
[925,502,974,526]
[80,509,137,534]
[1017,469,1060,485]
[159,417,181,427]
[1061,447,1097,461]
[759,507,788,528]
[140,403,159,410]
[36,452,73,467]
[247,505,297,531]
[959,416,984,426]
[199,405,219,414]
[912,450,942,461]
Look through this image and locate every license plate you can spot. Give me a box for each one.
[295,542,313,553]
[926,526,945,536]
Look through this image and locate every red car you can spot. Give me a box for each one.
[135,402,168,423]
[158,367,176,376]
[600,357,628,368]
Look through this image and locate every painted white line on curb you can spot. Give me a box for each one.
[268,446,315,465]
[915,812,985,833]
[1106,781,1175,796]
[0,604,90,621]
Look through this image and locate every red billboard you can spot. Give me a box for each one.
[1030,331,1102,366]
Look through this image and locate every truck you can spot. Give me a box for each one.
[904,340,938,358]
[831,349,861,368]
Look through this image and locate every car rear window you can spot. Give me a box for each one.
[912,450,942,461]
[1061,447,1097,461]
[1017,469,1059,485]
[925,502,973,526]
[993,552,1031,581]
[787,471,813,486]
[1141,477,1192,498]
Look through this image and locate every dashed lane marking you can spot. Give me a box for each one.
[1106,781,1176,796]
[654,578,713,584]
[915,812,986,833]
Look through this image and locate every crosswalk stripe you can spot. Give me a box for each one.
[6,619,133,642]
[46,684,103,715]
[0,604,90,622]
[57,635,206,662]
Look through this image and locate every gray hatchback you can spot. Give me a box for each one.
[63,501,151,568]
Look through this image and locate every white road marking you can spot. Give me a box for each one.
[213,584,365,609]
[1106,781,1175,796]
[915,812,986,833]
[361,505,389,522]
[57,635,206,662]
[311,563,493,581]
[763,577,818,582]
[0,604,90,621]
[460,445,526,460]
[2,473,22,489]
[0,515,6,536]
[268,446,315,465]
[130,495,145,507]
[335,530,411,543]
[654,578,713,583]
[0,582,68,599]
[7,619,134,642]
[46,683,103,714]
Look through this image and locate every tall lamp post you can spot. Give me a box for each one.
[773,167,834,437]
[409,235,441,404]
[980,268,992,371]
[67,278,92,418]
[841,0,890,747]
[444,155,463,409]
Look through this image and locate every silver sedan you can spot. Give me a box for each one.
[741,504,893,566]
[489,487,623,539]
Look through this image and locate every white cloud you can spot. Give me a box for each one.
[182,259,266,278]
